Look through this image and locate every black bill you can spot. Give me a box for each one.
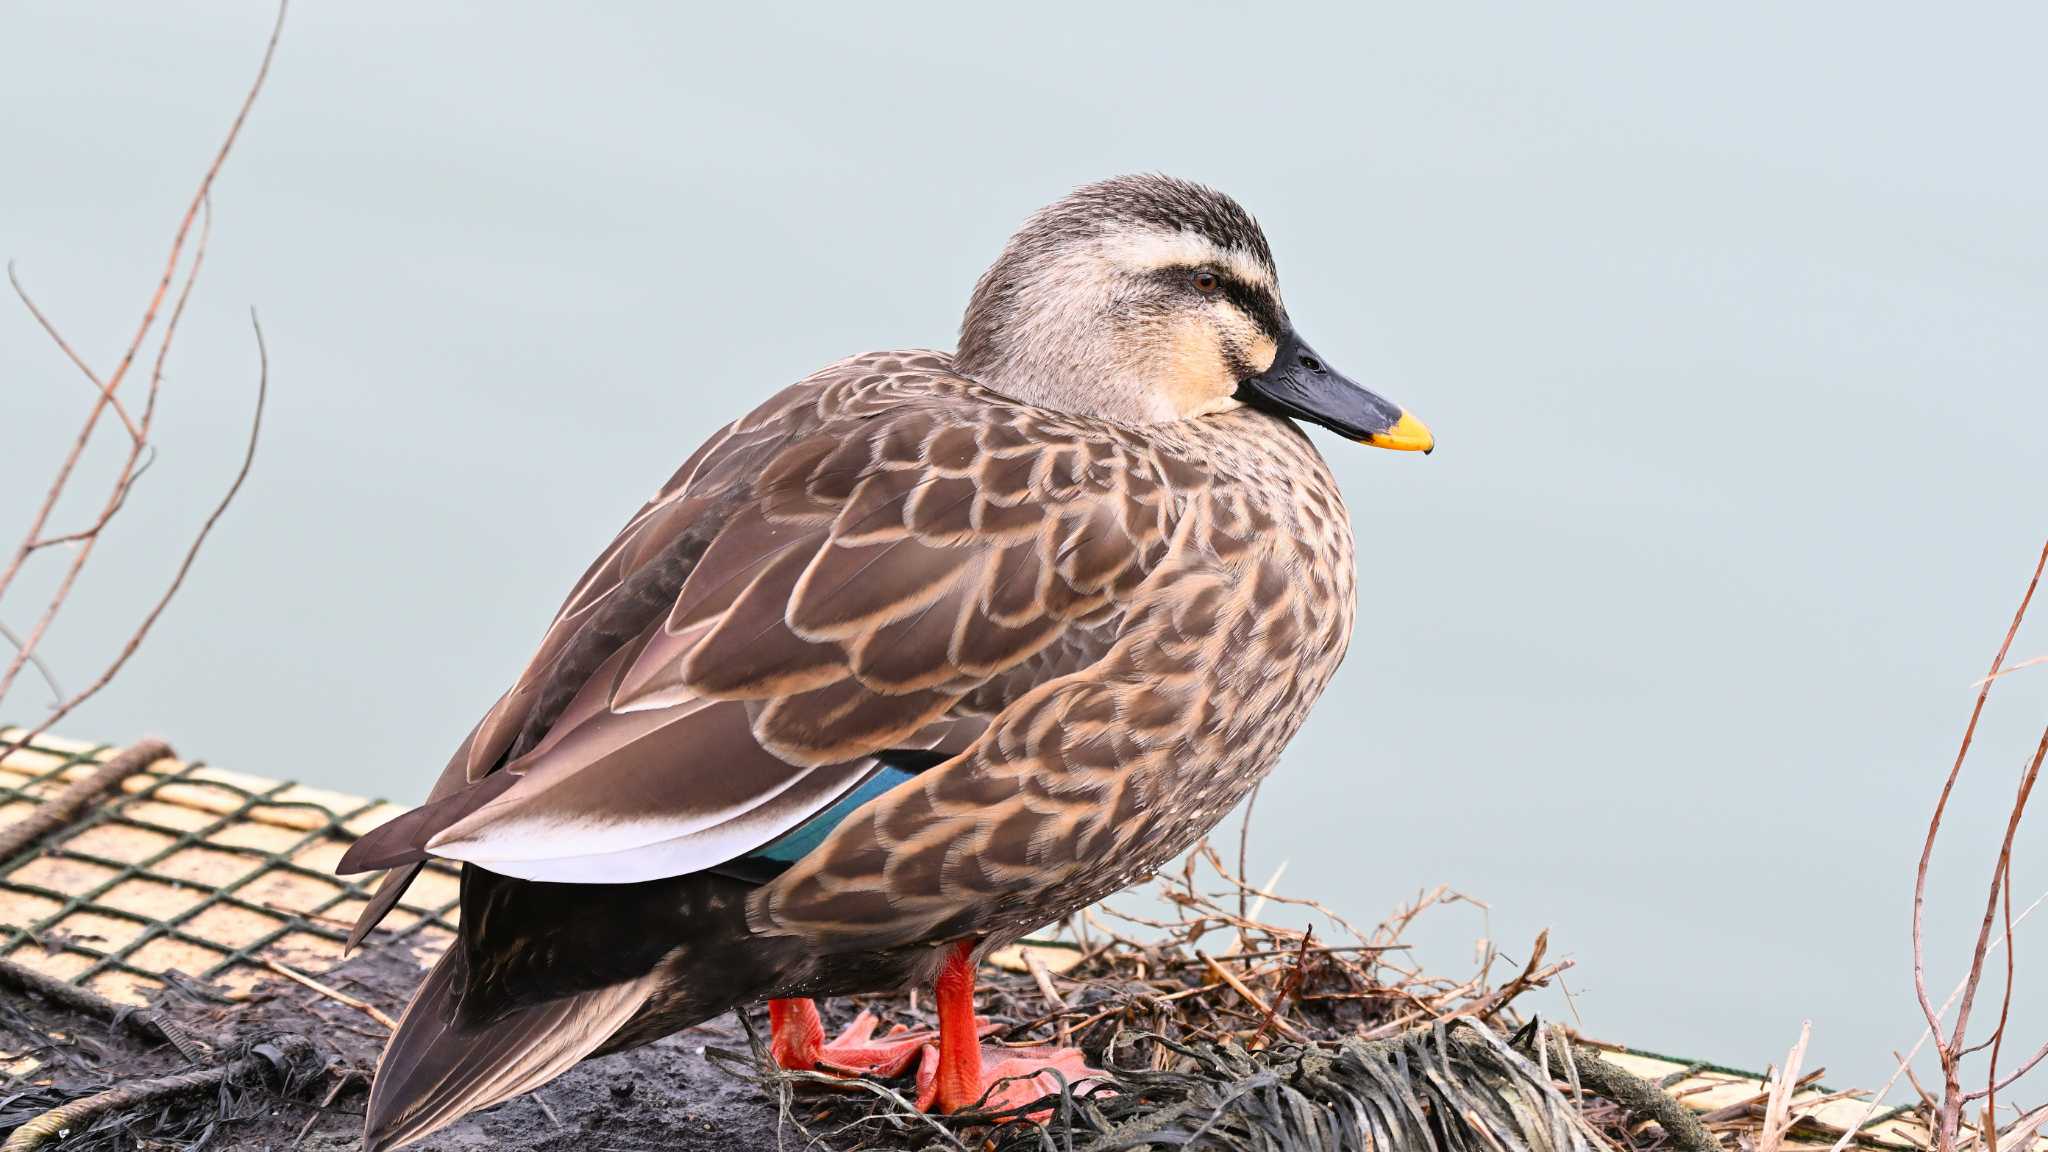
[1234,330,1433,452]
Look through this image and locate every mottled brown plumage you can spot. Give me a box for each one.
[747,354,1356,949]
[339,174,1429,1150]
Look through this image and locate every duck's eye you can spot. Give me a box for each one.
[1191,270,1220,295]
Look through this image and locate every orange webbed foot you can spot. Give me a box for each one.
[770,941,1113,1120]
[810,1009,940,1079]
[770,999,1000,1081]
[914,1040,1111,1118]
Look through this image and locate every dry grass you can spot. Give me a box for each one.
[701,843,1720,1152]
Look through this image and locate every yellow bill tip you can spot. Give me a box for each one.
[1362,410,1434,454]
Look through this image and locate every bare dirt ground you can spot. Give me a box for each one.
[4,940,791,1152]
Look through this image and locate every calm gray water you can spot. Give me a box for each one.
[5,3,2046,1099]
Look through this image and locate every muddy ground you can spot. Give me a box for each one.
[3,939,810,1151]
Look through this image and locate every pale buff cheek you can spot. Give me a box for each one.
[1156,319,1238,418]
[1244,331,1278,376]
[1153,316,1284,419]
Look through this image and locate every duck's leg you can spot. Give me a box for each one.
[913,940,1109,1115]
[768,997,939,1078]
[768,998,827,1069]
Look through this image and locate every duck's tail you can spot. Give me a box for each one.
[362,947,659,1152]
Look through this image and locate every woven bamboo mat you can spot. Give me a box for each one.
[0,728,456,1017]
[0,728,2004,1150]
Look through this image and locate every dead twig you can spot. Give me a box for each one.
[1758,1020,1814,1152]
[1246,924,1314,1048]
[259,957,399,1031]
[1477,928,1549,1025]
[1021,947,1072,1048]
[1196,950,1306,1042]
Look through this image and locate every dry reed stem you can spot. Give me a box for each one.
[1909,536,2048,1152]
[1758,1020,1813,1152]
[0,2,285,762]
[1973,655,2048,688]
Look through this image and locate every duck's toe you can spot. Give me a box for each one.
[913,1041,1111,1118]
[774,1003,1003,1081]
[811,1009,938,1078]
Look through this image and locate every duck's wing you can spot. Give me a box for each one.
[338,352,1188,909]
[340,372,820,941]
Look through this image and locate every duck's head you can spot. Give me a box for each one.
[955,174,1432,453]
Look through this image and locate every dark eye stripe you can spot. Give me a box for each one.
[1216,276,1285,339]
[1146,265,1285,339]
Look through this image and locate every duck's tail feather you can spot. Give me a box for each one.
[346,863,421,951]
[363,947,658,1152]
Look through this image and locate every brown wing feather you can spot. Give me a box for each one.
[343,351,1186,896]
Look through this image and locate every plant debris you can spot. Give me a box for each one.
[0,825,1733,1152]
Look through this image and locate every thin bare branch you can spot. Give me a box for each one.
[1832,885,2048,1152]
[138,195,212,435]
[0,196,215,707]
[1235,780,1260,928]
[0,1,279,710]
[5,263,139,442]
[1914,537,2048,1041]
[1905,536,2048,1152]
[1973,654,2048,688]
[1940,721,2048,1145]
[1983,834,2020,1125]
[0,314,267,765]
[0,621,64,705]
[1960,720,2048,1112]
[31,445,160,548]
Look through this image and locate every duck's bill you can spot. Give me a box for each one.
[1234,330,1434,454]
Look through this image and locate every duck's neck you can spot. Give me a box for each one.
[956,265,1182,425]
[956,355,1178,425]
